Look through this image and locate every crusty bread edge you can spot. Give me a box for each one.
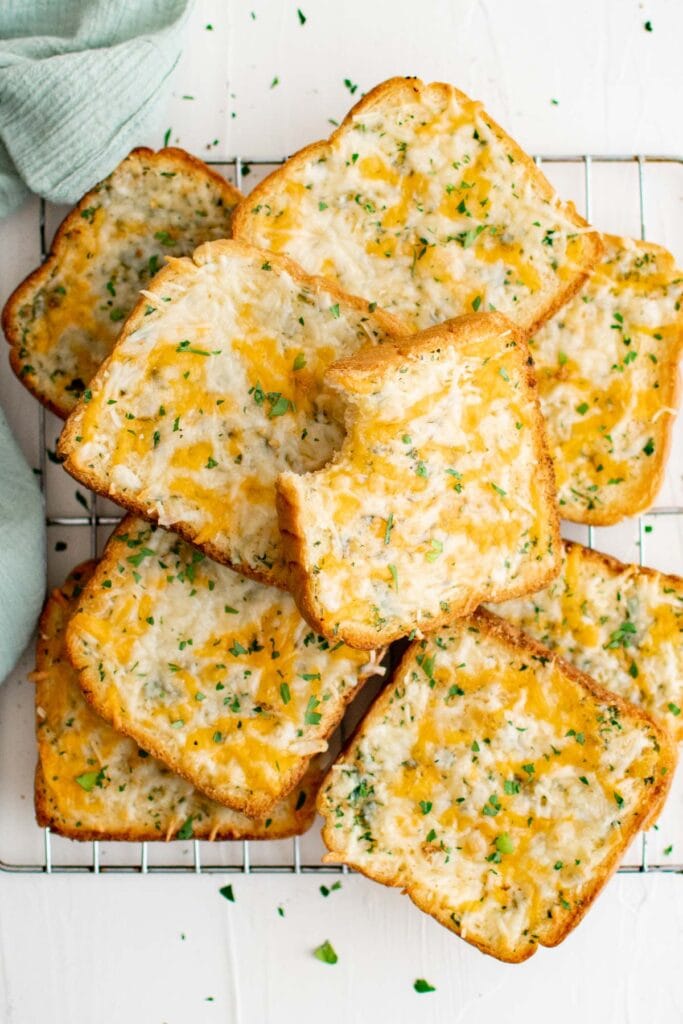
[56,238,410,592]
[232,76,604,335]
[33,559,318,840]
[277,313,563,649]
[557,236,683,525]
[316,607,676,962]
[63,516,382,817]
[2,147,243,420]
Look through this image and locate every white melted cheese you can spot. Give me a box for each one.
[530,236,683,522]
[236,79,597,331]
[36,562,319,840]
[319,615,668,960]
[66,519,376,813]
[11,149,240,416]
[281,322,558,643]
[62,242,400,586]
[495,541,683,739]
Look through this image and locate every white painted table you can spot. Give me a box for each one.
[1,1,682,1021]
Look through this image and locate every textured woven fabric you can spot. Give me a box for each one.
[0,407,45,682]
[0,0,192,217]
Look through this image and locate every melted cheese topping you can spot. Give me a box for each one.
[319,614,669,961]
[66,519,375,814]
[12,149,240,416]
[35,562,319,840]
[280,322,558,644]
[235,78,597,331]
[62,242,399,585]
[530,236,683,522]
[495,542,683,740]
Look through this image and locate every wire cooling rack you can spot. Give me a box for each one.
[0,154,681,876]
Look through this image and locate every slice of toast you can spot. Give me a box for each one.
[318,609,675,963]
[2,147,242,418]
[494,540,683,740]
[233,76,602,333]
[34,562,320,841]
[57,240,406,588]
[530,235,683,524]
[277,313,561,648]
[65,518,382,817]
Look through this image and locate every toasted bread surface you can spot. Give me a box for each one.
[494,540,683,740]
[318,610,675,962]
[233,77,602,333]
[34,561,320,841]
[65,518,381,817]
[57,239,405,588]
[277,313,561,647]
[531,236,683,523]
[3,148,242,418]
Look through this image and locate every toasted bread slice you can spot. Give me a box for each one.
[34,562,320,841]
[2,147,241,418]
[531,236,683,524]
[318,609,675,963]
[57,240,405,588]
[65,518,381,818]
[233,76,602,333]
[494,540,683,740]
[277,313,561,648]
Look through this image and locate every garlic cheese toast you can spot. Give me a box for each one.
[318,610,675,962]
[57,240,405,588]
[3,148,241,418]
[66,519,381,817]
[495,541,683,740]
[35,562,319,841]
[233,77,602,333]
[277,313,561,647]
[531,236,683,523]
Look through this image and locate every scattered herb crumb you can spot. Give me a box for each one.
[644,20,653,31]
[55,540,67,552]
[75,490,89,510]
[270,76,280,89]
[414,979,436,993]
[663,845,673,855]
[277,905,285,917]
[206,23,213,30]
[550,98,559,105]
[163,128,172,147]
[297,8,306,24]
[320,881,342,897]
[343,78,358,95]
[313,939,338,964]
[219,884,235,902]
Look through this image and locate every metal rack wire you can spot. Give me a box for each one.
[2,154,681,875]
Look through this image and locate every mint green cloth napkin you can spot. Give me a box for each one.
[0,0,192,217]
[0,408,45,682]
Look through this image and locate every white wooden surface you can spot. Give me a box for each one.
[1,1,682,1021]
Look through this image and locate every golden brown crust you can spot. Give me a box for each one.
[232,76,603,335]
[65,516,382,817]
[277,313,562,648]
[2,147,243,419]
[318,607,676,961]
[556,236,683,526]
[56,239,409,592]
[34,558,320,839]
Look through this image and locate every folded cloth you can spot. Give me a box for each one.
[0,406,45,682]
[0,0,192,217]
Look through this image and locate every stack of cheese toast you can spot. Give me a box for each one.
[4,78,682,963]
